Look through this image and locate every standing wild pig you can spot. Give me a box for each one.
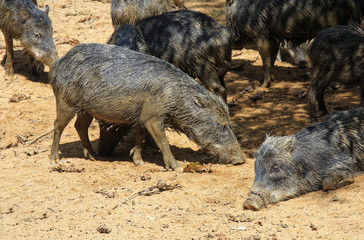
[110,0,185,29]
[226,0,357,87]
[0,0,58,78]
[244,108,364,210]
[307,24,364,122]
[108,10,232,101]
[49,43,245,171]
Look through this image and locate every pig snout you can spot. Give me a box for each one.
[243,190,270,211]
[42,51,59,66]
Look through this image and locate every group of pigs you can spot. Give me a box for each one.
[1,0,363,210]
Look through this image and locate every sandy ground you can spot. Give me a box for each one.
[0,0,363,239]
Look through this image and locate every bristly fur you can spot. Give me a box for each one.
[49,43,245,165]
[249,107,364,206]
[110,0,185,29]
[306,24,364,121]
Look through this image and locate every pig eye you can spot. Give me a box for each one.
[34,33,42,39]
[270,164,280,173]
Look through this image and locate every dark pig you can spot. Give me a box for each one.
[0,0,58,78]
[307,24,364,122]
[49,43,245,170]
[108,10,232,101]
[111,0,185,29]
[276,42,307,68]
[226,0,357,87]
[243,107,364,211]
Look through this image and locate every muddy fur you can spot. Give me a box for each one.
[49,43,245,168]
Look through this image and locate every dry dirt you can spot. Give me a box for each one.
[0,0,363,239]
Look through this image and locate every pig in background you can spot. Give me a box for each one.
[244,107,364,211]
[0,0,58,79]
[276,41,307,68]
[111,0,186,29]
[226,0,358,87]
[49,43,245,171]
[107,10,232,101]
[307,24,364,122]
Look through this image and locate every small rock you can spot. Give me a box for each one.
[330,195,339,202]
[141,174,151,181]
[244,235,261,240]
[310,222,318,231]
[5,142,18,149]
[281,224,289,228]
[97,224,112,234]
[9,94,30,103]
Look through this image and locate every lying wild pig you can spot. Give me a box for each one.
[244,107,364,210]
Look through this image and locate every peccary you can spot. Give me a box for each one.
[0,0,58,78]
[108,10,232,101]
[111,0,185,29]
[49,43,245,170]
[277,42,307,68]
[307,24,364,122]
[243,107,364,211]
[226,0,358,87]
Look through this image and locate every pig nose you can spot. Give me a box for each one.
[298,60,307,68]
[243,199,262,211]
[243,191,267,211]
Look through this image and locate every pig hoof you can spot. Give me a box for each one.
[50,159,59,165]
[170,163,181,171]
[83,149,97,161]
[174,166,184,173]
[336,178,354,188]
[261,82,270,88]
[231,158,246,165]
[322,175,353,191]
[49,154,60,165]
[4,73,15,81]
[133,159,144,166]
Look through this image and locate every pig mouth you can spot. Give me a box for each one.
[243,191,267,211]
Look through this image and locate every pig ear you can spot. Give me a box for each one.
[283,135,295,153]
[194,96,209,108]
[44,5,50,15]
[20,9,31,21]
[226,0,235,5]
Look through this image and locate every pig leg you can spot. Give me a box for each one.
[270,40,279,67]
[144,119,180,170]
[130,124,146,166]
[360,78,364,107]
[50,101,76,164]
[308,73,330,122]
[317,90,328,116]
[74,112,98,160]
[98,122,128,156]
[308,86,318,122]
[256,38,279,87]
[3,33,14,79]
[28,55,44,79]
[322,172,355,191]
